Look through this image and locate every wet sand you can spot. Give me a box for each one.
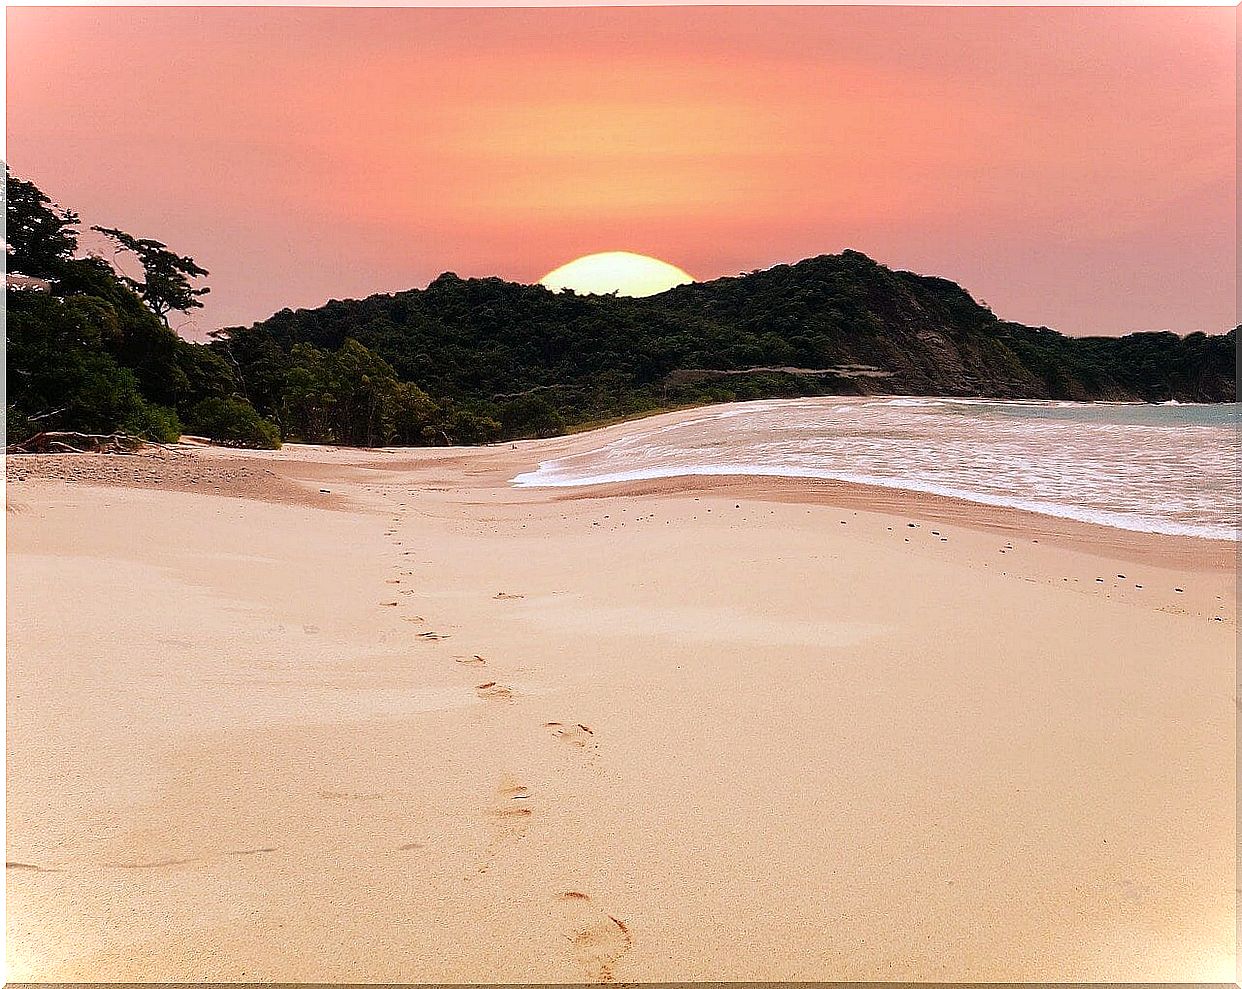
[6,411,1236,981]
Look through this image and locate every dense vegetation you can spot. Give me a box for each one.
[6,172,278,447]
[8,172,1235,450]
[220,254,1235,441]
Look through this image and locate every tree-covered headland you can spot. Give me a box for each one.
[7,172,1236,450]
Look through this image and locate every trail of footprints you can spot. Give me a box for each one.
[382,511,628,983]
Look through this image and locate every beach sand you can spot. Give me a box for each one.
[6,408,1236,982]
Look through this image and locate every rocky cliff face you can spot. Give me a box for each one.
[654,251,1235,402]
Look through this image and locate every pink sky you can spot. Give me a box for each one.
[6,5,1236,339]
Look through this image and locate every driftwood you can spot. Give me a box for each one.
[6,431,148,455]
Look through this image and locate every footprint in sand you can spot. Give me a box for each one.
[476,681,513,701]
[544,722,595,747]
[455,655,487,666]
[474,782,534,876]
[490,783,534,822]
[494,592,525,600]
[557,891,633,983]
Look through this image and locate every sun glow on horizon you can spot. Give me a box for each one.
[539,251,694,298]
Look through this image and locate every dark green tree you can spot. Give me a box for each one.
[185,397,280,449]
[5,169,80,278]
[276,339,441,447]
[280,343,335,443]
[7,291,181,442]
[92,226,210,326]
[5,171,281,449]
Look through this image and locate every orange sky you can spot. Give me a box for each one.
[6,5,1236,339]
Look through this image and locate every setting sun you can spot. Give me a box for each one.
[540,251,693,298]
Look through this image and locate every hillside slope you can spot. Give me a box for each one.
[215,250,1236,441]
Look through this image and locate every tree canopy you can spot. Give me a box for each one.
[6,172,276,447]
[92,226,210,325]
[6,170,81,278]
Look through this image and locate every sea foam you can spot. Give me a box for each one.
[513,397,1239,541]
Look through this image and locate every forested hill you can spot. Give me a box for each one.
[215,250,1236,442]
[7,170,1234,450]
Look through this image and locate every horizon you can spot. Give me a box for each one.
[7,5,1236,341]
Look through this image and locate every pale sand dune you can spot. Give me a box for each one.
[5,418,1236,982]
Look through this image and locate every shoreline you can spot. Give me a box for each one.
[508,394,1238,548]
[9,399,1235,570]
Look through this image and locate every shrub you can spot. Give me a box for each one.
[125,402,182,443]
[187,397,281,449]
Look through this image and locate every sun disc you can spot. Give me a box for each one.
[539,251,693,298]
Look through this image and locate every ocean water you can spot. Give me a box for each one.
[513,397,1240,540]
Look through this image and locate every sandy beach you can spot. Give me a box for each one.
[6,407,1236,982]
